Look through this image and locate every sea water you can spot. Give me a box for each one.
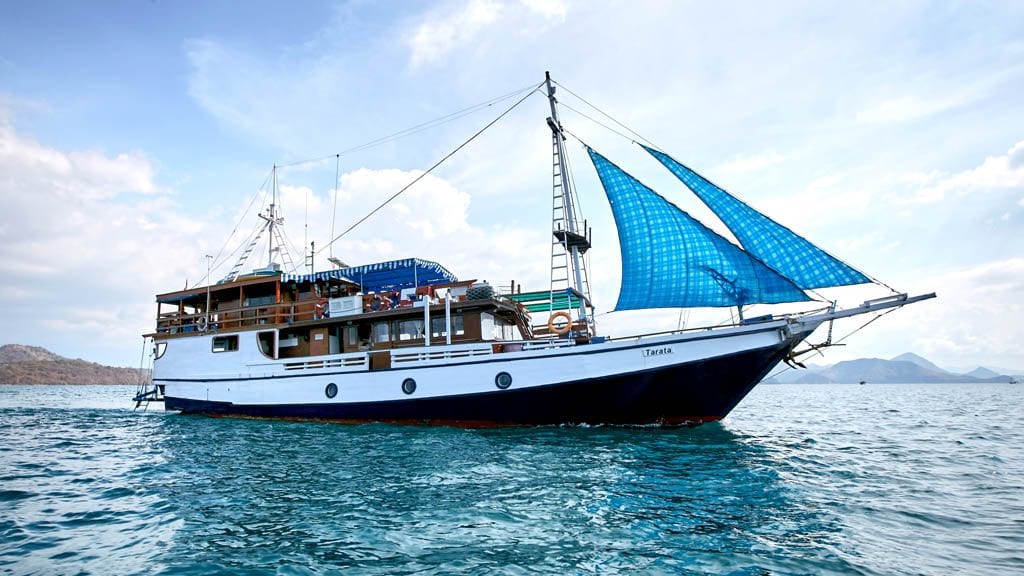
[0,383,1021,575]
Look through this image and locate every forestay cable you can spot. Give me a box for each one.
[315,83,544,256]
[276,82,541,170]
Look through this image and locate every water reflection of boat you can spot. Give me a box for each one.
[135,73,934,426]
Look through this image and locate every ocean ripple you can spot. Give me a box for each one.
[0,384,1021,575]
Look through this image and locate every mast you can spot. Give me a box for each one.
[265,166,278,268]
[221,165,296,282]
[257,165,286,270]
[544,71,592,335]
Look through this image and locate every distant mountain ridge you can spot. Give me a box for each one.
[0,344,147,385]
[889,352,944,373]
[767,352,1022,384]
[0,344,63,363]
[965,367,1000,379]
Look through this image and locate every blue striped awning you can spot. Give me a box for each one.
[282,258,457,293]
[279,269,357,285]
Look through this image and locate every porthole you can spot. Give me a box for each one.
[495,371,512,390]
[402,378,417,395]
[325,382,338,399]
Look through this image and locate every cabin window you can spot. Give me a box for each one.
[396,319,425,341]
[480,313,496,341]
[372,322,390,344]
[345,325,358,347]
[279,331,300,348]
[153,342,168,359]
[257,331,277,359]
[493,320,509,340]
[244,295,276,307]
[212,335,239,353]
[430,315,465,338]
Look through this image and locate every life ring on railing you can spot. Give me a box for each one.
[547,311,572,335]
[197,317,208,332]
[314,299,329,320]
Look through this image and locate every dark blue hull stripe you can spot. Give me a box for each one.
[165,340,796,426]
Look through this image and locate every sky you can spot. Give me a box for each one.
[1,0,1022,372]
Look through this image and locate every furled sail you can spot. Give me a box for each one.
[641,145,871,289]
[586,146,810,310]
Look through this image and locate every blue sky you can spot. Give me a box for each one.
[1,0,1023,371]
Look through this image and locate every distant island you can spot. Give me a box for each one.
[765,352,1023,384]
[0,344,149,385]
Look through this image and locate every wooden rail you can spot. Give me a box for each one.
[156,301,323,334]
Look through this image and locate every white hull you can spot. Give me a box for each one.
[155,318,822,425]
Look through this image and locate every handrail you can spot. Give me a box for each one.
[156,301,322,333]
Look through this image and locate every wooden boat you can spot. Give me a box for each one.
[135,74,934,426]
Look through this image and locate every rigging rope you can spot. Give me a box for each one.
[200,171,274,283]
[330,154,340,260]
[275,82,541,170]
[315,83,544,256]
[557,101,637,145]
[553,80,663,150]
[135,336,149,397]
[765,306,899,379]
[304,168,309,271]
[277,225,305,274]
[219,221,264,272]
[203,82,540,280]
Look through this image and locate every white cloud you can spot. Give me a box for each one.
[854,65,1023,126]
[903,140,1024,204]
[894,259,1024,364]
[713,151,785,175]
[756,173,873,231]
[520,0,567,21]
[1010,140,1024,168]
[406,0,569,68]
[856,93,969,125]
[0,116,208,364]
[184,37,361,152]
[408,0,503,68]
[751,258,1024,369]
[295,166,546,289]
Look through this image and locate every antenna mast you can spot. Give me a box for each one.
[223,165,295,282]
[259,165,283,268]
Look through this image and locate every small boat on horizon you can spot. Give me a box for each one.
[134,73,934,426]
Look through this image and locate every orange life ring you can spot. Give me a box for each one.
[547,311,572,335]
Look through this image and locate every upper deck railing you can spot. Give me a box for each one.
[155,300,324,335]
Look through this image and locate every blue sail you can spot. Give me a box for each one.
[587,147,810,310]
[641,144,870,289]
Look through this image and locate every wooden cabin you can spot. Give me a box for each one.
[148,259,538,369]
